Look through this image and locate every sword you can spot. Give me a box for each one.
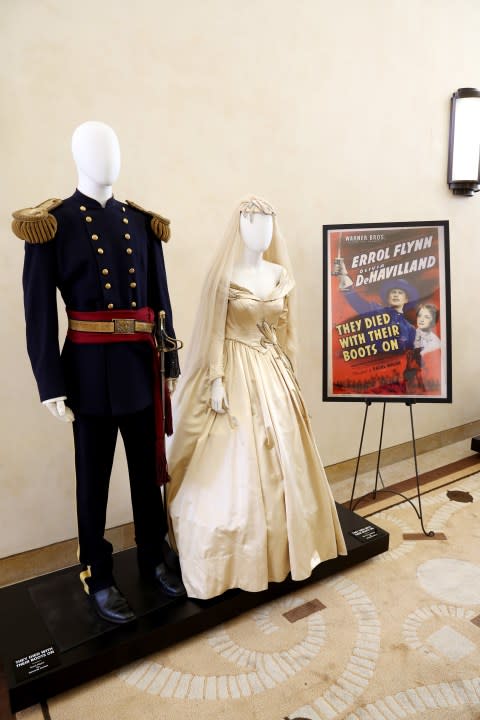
[157,311,183,527]
[157,310,183,405]
[331,233,353,290]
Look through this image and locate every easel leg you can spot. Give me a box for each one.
[349,401,435,537]
[373,403,386,498]
[408,402,435,537]
[349,401,371,511]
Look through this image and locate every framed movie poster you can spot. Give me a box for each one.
[323,221,451,402]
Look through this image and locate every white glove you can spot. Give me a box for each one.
[43,397,75,422]
[333,257,353,289]
[167,378,177,395]
[210,378,228,414]
[332,257,347,275]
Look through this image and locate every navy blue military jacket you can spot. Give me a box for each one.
[22,190,179,415]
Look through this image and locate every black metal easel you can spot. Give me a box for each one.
[349,400,434,537]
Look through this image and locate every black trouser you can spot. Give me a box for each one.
[73,405,166,593]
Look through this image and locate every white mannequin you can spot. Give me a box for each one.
[43,121,176,422]
[43,121,121,423]
[210,212,282,413]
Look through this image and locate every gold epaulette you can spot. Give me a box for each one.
[126,200,171,242]
[12,199,63,244]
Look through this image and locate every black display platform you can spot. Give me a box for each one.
[0,504,388,713]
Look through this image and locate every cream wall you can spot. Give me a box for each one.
[1,0,479,557]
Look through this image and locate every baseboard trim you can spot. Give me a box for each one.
[344,454,480,516]
[325,419,480,485]
[2,420,479,588]
[0,524,135,589]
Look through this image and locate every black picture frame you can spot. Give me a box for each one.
[322,221,451,403]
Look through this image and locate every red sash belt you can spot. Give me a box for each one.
[67,307,172,486]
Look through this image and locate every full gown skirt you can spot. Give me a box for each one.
[167,270,347,599]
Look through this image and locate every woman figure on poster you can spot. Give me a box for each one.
[411,302,442,392]
[166,196,347,600]
[414,303,442,355]
[404,303,443,393]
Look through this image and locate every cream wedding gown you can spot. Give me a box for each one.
[167,268,346,599]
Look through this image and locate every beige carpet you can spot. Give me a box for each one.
[17,473,480,720]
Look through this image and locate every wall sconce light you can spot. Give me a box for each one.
[447,88,480,196]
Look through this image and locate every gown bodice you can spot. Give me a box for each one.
[226,269,295,350]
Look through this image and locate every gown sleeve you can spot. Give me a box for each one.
[208,287,227,383]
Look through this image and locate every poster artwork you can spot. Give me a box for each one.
[323,222,451,402]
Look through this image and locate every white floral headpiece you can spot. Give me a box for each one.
[239,197,275,222]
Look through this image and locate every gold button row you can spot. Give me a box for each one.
[104,282,137,294]
[82,208,131,230]
[97,248,132,256]
[102,268,136,275]
[76,181,131,276]
[92,233,132,242]
[106,301,137,310]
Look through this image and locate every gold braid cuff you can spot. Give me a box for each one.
[126,200,171,242]
[12,198,63,244]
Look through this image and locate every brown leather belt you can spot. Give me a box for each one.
[68,318,155,335]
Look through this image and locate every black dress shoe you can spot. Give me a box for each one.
[141,562,187,598]
[90,585,136,624]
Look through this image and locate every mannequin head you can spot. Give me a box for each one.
[173,195,297,393]
[71,121,121,189]
[239,212,273,254]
